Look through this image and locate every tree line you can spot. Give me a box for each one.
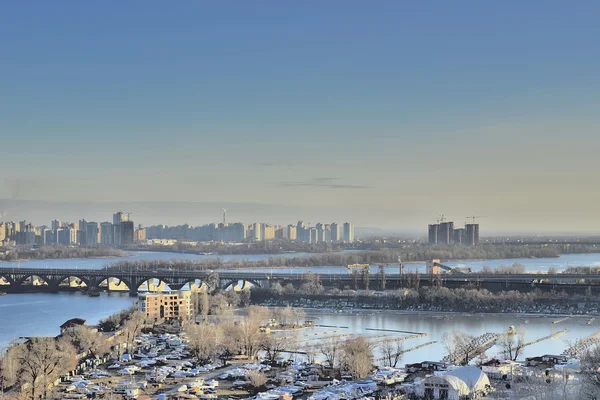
[0,245,126,262]
[104,243,590,272]
[255,283,591,314]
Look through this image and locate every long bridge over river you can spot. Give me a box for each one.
[2,267,600,295]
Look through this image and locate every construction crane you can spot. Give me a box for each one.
[466,215,487,224]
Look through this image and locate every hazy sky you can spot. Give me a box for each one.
[1,2,599,233]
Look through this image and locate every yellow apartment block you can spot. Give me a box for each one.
[138,290,193,322]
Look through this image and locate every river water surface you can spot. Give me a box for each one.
[2,251,600,358]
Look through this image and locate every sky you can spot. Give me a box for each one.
[1,1,599,233]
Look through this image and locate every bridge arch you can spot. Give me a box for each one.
[56,275,91,288]
[0,274,14,287]
[135,276,173,292]
[220,278,262,291]
[14,274,50,287]
[93,276,133,292]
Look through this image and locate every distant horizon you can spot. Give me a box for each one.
[1,198,599,237]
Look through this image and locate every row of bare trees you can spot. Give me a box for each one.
[0,308,149,400]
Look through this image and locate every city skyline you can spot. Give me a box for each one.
[0,209,356,246]
[2,2,600,233]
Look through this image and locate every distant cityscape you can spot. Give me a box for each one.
[0,211,356,247]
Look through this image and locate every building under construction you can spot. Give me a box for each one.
[428,219,479,246]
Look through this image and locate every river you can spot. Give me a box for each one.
[300,310,598,365]
[2,251,600,355]
[1,291,595,364]
[1,251,600,274]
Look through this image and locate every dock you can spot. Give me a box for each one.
[563,330,600,356]
[495,330,567,357]
[366,328,427,335]
[374,341,437,363]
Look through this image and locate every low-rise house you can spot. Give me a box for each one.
[60,318,86,334]
[526,354,568,367]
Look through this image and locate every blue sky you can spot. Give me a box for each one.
[1,1,599,232]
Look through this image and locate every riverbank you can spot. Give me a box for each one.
[251,289,600,316]
[0,245,128,262]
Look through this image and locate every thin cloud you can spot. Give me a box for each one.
[274,177,371,189]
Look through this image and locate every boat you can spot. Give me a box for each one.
[0,292,6,296]
[88,287,100,297]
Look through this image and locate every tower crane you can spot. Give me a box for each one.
[466,215,487,225]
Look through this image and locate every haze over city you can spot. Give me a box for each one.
[2,2,600,233]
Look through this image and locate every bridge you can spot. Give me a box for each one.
[2,266,600,296]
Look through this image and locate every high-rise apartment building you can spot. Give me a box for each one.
[465,224,480,246]
[324,224,332,242]
[286,225,297,241]
[120,221,135,246]
[438,222,454,245]
[252,223,262,241]
[330,223,341,242]
[343,222,354,243]
[262,224,275,241]
[453,228,466,244]
[100,222,114,245]
[309,227,318,243]
[296,221,307,242]
[315,223,324,243]
[113,212,129,225]
[57,227,77,245]
[0,223,6,243]
[428,224,439,244]
[136,226,147,242]
[51,219,62,231]
[84,222,99,246]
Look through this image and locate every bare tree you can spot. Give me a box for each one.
[340,337,374,379]
[220,322,242,364]
[62,325,109,358]
[233,309,266,360]
[7,337,77,400]
[499,329,526,361]
[273,306,304,327]
[121,311,146,356]
[0,347,17,395]
[319,338,341,370]
[247,305,271,326]
[305,345,318,365]
[196,290,209,322]
[299,272,324,295]
[248,370,267,390]
[442,330,478,366]
[581,344,600,399]
[261,334,290,365]
[185,324,222,364]
[380,341,403,368]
